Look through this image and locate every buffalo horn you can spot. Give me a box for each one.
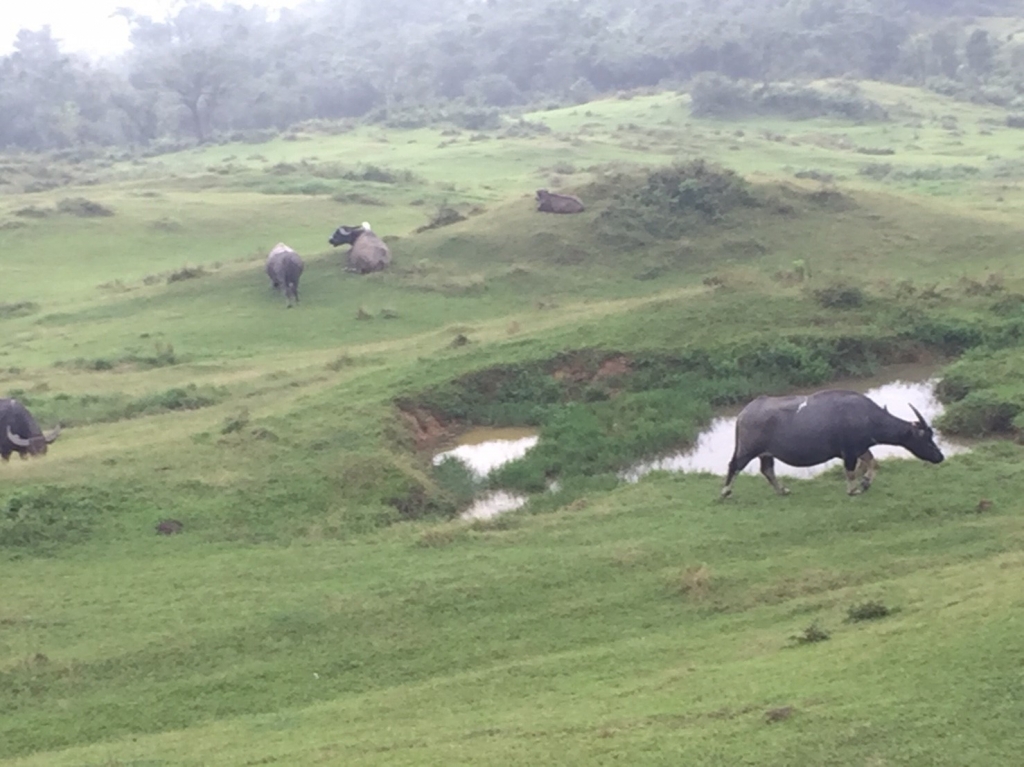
[44,425,61,443]
[908,403,928,427]
[6,426,30,447]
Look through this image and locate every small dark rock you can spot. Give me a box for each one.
[765,706,794,724]
[156,519,184,535]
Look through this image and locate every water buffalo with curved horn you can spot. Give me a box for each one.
[536,189,584,214]
[328,221,391,274]
[721,390,944,498]
[265,243,304,307]
[0,398,60,461]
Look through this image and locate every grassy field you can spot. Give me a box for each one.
[2,82,1024,765]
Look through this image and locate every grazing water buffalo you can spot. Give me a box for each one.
[0,398,60,461]
[265,243,304,307]
[328,221,391,274]
[536,189,584,214]
[721,389,944,498]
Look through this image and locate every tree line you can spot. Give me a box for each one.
[3,0,1024,152]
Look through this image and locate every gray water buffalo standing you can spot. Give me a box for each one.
[536,189,584,214]
[265,243,304,307]
[0,398,60,461]
[721,390,944,498]
[328,221,391,274]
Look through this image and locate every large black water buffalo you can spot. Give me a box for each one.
[328,221,391,274]
[0,398,60,461]
[536,189,584,214]
[265,243,304,307]
[721,389,944,498]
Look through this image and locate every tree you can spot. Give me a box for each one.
[121,3,254,142]
[965,29,995,75]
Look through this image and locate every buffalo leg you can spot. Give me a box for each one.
[856,449,877,492]
[721,452,753,498]
[759,455,790,496]
[844,453,863,495]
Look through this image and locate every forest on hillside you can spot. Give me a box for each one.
[4,0,1024,152]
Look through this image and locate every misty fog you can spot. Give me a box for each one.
[0,0,1021,152]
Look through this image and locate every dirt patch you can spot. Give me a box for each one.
[400,408,454,450]
[551,352,631,384]
[595,355,631,379]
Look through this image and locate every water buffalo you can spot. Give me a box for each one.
[0,398,60,461]
[721,389,944,498]
[328,221,391,274]
[536,189,584,214]
[265,243,304,307]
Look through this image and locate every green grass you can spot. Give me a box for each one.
[2,82,1024,765]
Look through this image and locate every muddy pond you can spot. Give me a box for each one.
[432,428,538,520]
[433,365,969,518]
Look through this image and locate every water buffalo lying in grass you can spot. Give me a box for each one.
[721,389,944,498]
[0,398,60,461]
[265,243,304,307]
[328,221,391,274]
[536,189,584,214]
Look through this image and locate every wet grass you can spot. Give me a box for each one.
[2,83,1024,765]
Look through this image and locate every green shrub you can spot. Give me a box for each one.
[220,408,250,435]
[690,75,888,121]
[167,265,208,283]
[0,301,40,319]
[792,622,831,645]
[56,197,114,217]
[937,391,1022,437]
[596,159,759,242]
[811,282,865,309]
[432,456,480,508]
[846,601,894,622]
[415,205,467,233]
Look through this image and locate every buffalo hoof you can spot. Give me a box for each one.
[719,487,733,499]
[776,487,791,496]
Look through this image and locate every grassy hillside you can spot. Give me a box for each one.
[2,82,1024,765]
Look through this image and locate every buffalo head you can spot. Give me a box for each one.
[903,403,945,464]
[6,424,61,457]
[328,221,371,247]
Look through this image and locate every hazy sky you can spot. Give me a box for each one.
[0,0,305,57]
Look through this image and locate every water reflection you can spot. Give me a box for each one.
[624,378,969,483]
[432,428,539,478]
[460,491,529,520]
[433,427,539,520]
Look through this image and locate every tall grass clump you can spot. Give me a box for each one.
[595,160,760,243]
[490,389,711,492]
[935,348,1024,437]
[0,301,40,319]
